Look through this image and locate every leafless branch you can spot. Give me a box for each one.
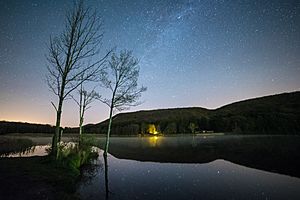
[99,49,147,111]
[46,0,110,107]
[51,101,58,112]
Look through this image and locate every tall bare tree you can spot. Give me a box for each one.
[71,81,98,138]
[46,0,108,156]
[98,50,146,156]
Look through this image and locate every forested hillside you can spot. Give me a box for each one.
[0,121,54,134]
[82,91,300,135]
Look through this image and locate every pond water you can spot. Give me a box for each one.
[2,135,300,199]
[78,135,300,200]
[79,150,300,200]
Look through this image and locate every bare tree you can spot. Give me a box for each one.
[46,0,109,157]
[98,50,146,156]
[71,81,98,138]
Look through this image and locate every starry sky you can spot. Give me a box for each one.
[0,0,299,127]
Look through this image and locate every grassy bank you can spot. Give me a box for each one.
[0,156,79,200]
[0,136,98,200]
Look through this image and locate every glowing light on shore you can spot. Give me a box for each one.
[148,124,159,135]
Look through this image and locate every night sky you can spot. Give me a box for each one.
[0,0,299,127]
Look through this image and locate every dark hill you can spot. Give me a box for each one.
[82,91,300,135]
[104,107,209,124]
[0,121,55,135]
[209,92,300,133]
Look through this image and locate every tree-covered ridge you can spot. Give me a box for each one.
[84,91,300,135]
[0,121,55,134]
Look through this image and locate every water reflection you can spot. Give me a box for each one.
[103,154,109,199]
[0,145,50,157]
[148,136,160,147]
[80,135,300,200]
[79,149,300,200]
[105,135,300,178]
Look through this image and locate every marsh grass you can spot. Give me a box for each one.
[54,135,99,175]
[0,137,35,156]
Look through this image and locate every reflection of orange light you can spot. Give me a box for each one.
[149,136,159,147]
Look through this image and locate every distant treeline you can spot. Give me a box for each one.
[0,121,55,134]
[74,91,300,135]
[1,91,300,135]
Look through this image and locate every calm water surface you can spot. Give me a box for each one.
[78,135,300,200]
[79,150,300,200]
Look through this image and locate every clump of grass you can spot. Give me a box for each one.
[0,137,35,156]
[55,135,99,175]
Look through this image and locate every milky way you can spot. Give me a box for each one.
[0,0,299,126]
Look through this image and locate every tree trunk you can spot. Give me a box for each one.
[104,106,113,156]
[79,83,83,137]
[79,117,84,136]
[79,116,83,146]
[58,128,63,143]
[52,98,63,158]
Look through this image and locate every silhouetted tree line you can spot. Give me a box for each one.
[0,121,55,134]
[74,113,298,135]
[64,91,300,135]
[1,109,299,135]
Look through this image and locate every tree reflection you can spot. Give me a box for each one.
[103,154,109,199]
